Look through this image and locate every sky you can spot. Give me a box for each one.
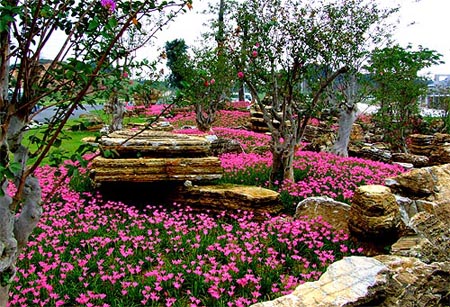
[151,0,450,77]
[41,0,450,77]
[393,0,450,77]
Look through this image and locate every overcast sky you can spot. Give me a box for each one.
[394,0,450,76]
[41,0,450,77]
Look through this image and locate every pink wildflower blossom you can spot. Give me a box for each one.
[101,0,116,13]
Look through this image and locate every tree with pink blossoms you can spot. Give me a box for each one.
[0,0,192,305]
[227,0,397,186]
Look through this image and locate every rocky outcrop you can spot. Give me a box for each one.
[390,211,450,263]
[348,185,402,241]
[97,130,211,158]
[408,133,450,165]
[374,255,450,307]
[90,130,223,184]
[91,156,223,183]
[386,163,450,221]
[169,184,283,217]
[295,196,351,234]
[250,255,450,307]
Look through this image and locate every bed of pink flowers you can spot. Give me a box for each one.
[9,164,362,307]
[219,149,405,212]
[8,106,407,306]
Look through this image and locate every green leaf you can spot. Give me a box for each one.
[53,138,62,148]
[88,18,99,31]
[107,17,118,29]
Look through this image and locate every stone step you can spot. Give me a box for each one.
[169,184,283,218]
[98,130,211,158]
[91,156,223,183]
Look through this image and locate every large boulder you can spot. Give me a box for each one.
[91,156,223,183]
[169,184,283,217]
[249,256,450,307]
[250,256,389,307]
[386,163,450,222]
[348,185,402,241]
[294,196,351,233]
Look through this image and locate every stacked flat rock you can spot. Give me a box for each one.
[249,106,291,133]
[407,134,435,156]
[249,107,269,132]
[429,133,450,164]
[170,184,283,218]
[91,130,223,183]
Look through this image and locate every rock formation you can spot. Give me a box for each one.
[295,196,351,234]
[91,129,281,217]
[252,164,450,307]
[169,184,282,217]
[251,255,450,307]
[348,185,402,241]
[90,130,223,183]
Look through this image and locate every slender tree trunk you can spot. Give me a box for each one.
[110,98,125,132]
[331,107,357,157]
[195,103,215,132]
[270,130,295,187]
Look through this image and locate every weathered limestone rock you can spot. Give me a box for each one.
[400,212,450,263]
[386,163,450,222]
[408,134,435,156]
[349,123,365,143]
[429,133,450,164]
[98,130,211,158]
[387,167,436,196]
[209,137,244,156]
[91,156,223,183]
[391,152,429,168]
[390,235,437,264]
[374,255,450,307]
[250,256,389,307]
[348,144,392,163]
[407,133,450,165]
[250,256,450,307]
[294,196,351,233]
[348,185,402,240]
[127,121,174,131]
[169,184,283,217]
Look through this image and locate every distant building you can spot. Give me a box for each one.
[423,74,450,109]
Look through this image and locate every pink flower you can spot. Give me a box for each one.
[237,71,244,79]
[101,0,116,13]
[210,78,215,85]
[252,50,258,57]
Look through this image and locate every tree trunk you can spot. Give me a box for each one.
[195,103,215,132]
[270,134,295,187]
[330,107,357,157]
[111,98,125,132]
[0,115,43,307]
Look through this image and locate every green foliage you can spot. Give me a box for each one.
[165,39,190,90]
[366,45,443,151]
[224,0,397,184]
